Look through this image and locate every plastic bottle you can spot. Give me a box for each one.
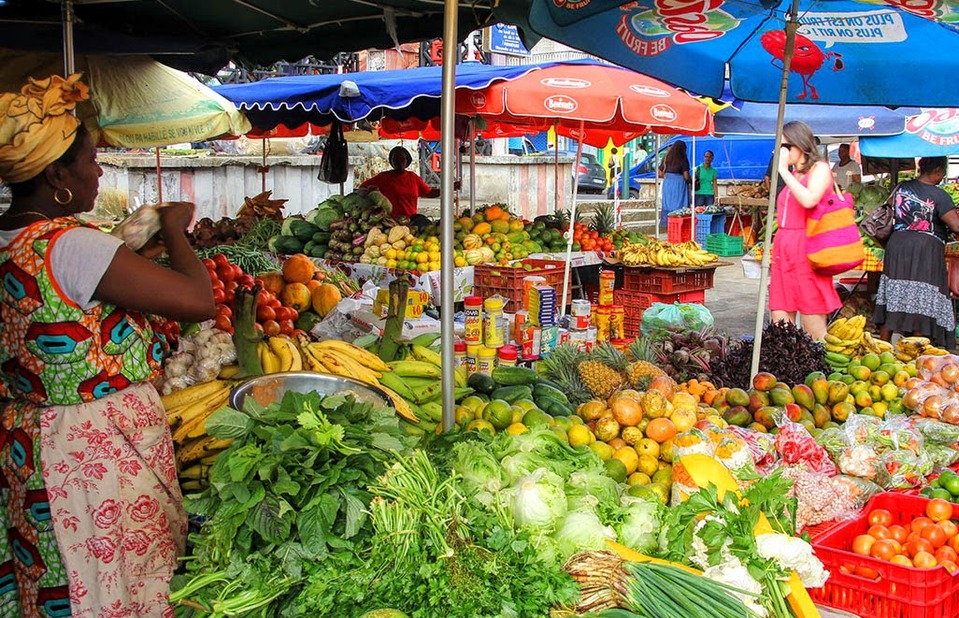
[477,347,497,375]
[497,345,518,367]
[483,297,505,348]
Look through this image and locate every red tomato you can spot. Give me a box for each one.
[216,264,236,282]
[212,253,230,268]
[256,291,272,307]
[268,298,282,310]
[212,288,226,304]
[287,308,299,322]
[213,314,232,331]
[868,509,893,528]
[237,274,255,289]
[225,280,239,293]
[278,319,294,336]
[224,291,234,306]
[217,305,233,319]
[256,305,277,322]
[262,319,281,337]
[231,264,244,280]
[210,278,225,291]
[201,258,216,270]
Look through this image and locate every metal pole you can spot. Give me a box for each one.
[654,134,662,238]
[561,123,585,312]
[690,136,697,242]
[554,143,560,214]
[440,0,458,433]
[61,0,76,74]
[155,147,163,203]
[751,0,800,379]
[469,120,476,216]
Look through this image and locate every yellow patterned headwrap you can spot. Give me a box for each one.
[0,74,90,184]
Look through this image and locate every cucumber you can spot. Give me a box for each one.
[490,385,533,404]
[544,399,573,417]
[536,377,566,392]
[533,382,571,406]
[467,372,497,394]
[490,366,539,386]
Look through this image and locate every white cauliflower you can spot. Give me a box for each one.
[689,515,732,570]
[703,558,767,618]
[755,533,829,588]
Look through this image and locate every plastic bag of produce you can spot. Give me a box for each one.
[672,428,715,459]
[831,474,883,510]
[714,435,757,480]
[640,302,714,336]
[774,422,837,475]
[926,443,959,469]
[911,417,959,445]
[727,426,777,469]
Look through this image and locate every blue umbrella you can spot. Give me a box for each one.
[715,100,917,136]
[213,63,546,131]
[860,109,959,157]
[514,0,959,106]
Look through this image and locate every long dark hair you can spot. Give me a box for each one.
[7,124,90,198]
[781,121,821,174]
[662,140,688,171]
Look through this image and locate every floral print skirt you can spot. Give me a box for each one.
[0,382,185,617]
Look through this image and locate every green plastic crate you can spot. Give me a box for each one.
[705,233,744,257]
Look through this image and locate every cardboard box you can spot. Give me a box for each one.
[372,288,430,318]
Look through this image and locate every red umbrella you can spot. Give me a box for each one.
[456,61,712,147]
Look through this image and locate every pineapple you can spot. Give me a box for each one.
[591,203,616,236]
[578,343,628,399]
[539,344,591,405]
[627,337,668,390]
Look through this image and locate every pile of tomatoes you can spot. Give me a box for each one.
[847,499,958,575]
[202,254,299,336]
[571,222,615,253]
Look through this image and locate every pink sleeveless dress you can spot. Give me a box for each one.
[769,174,842,315]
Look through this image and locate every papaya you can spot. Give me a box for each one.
[311,283,341,317]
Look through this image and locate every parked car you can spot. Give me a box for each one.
[535,149,609,193]
[608,134,775,199]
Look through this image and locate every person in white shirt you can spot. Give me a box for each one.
[832,143,862,190]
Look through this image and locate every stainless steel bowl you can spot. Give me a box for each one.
[229,371,391,410]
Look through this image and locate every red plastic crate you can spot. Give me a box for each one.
[473,259,566,310]
[622,267,716,294]
[811,493,959,618]
[667,216,692,243]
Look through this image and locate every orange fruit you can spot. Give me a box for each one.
[938,520,958,539]
[890,554,913,568]
[279,282,312,312]
[868,509,893,527]
[927,498,954,523]
[913,551,938,569]
[259,271,286,295]
[867,525,891,540]
[889,524,909,544]
[936,545,958,564]
[911,517,935,533]
[907,538,934,558]
[921,524,948,549]
[645,418,678,444]
[281,253,316,284]
[870,539,897,562]
[943,560,959,574]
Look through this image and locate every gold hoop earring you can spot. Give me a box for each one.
[54,188,73,206]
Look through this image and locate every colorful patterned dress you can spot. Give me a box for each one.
[0,218,185,617]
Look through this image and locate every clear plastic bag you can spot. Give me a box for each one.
[640,302,714,335]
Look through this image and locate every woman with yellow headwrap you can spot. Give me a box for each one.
[0,75,214,615]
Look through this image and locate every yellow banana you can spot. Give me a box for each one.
[167,382,232,428]
[268,336,295,372]
[293,334,325,372]
[376,384,420,423]
[162,379,231,411]
[410,344,442,368]
[258,341,281,374]
[171,389,230,443]
[454,366,467,388]
[218,364,241,379]
[823,334,844,345]
[311,340,389,372]
[323,349,381,384]
[177,435,233,466]
[387,360,442,379]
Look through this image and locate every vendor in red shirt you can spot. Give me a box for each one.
[361,146,439,218]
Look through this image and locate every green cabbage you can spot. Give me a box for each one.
[508,468,568,531]
[565,470,622,512]
[492,428,603,483]
[554,509,617,559]
[616,496,663,554]
[449,441,505,506]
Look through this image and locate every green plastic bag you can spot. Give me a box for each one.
[640,302,714,335]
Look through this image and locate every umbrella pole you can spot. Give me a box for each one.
[561,123,585,312]
[61,0,76,74]
[469,119,476,216]
[262,137,268,193]
[691,136,696,242]
[654,134,662,238]
[751,0,800,379]
[155,147,163,203]
[439,0,458,433]
[555,143,560,215]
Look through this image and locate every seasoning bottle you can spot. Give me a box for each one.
[610,305,626,340]
[476,347,498,375]
[463,296,483,344]
[497,345,518,367]
[454,340,467,369]
[598,270,616,306]
[465,343,481,376]
[483,297,505,348]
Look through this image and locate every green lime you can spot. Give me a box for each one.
[943,474,959,497]
[932,488,955,502]
[482,399,514,431]
[604,458,628,483]
[921,486,935,497]
[929,476,942,489]
[522,409,554,429]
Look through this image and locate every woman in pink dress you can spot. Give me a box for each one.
[769,121,841,341]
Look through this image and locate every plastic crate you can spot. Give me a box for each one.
[705,233,745,257]
[622,267,716,294]
[695,214,726,244]
[667,216,692,243]
[810,493,959,618]
[472,259,566,310]
[613,290,647,337]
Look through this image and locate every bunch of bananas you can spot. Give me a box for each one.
[895,336,949,361]
[162,379,237,492]
[618,239,718,267]
[377,343,470,435]
[257,336,304,373]
[824,316,893,357]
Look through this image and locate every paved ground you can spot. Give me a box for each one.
[705,259,764,340]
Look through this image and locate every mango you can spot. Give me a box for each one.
[827,380,851,406]
[854,391,873,408]
[748,422,768,433]
[725,387,750,408]
[754,406,778,430]
[808,404,828,428]
[880,383,900,402]
[805,371,826,387]
[752,372,778,392]
[810,378,830,405]
[879,351,898,365]
[848,365,872,381]
[723,405,752,428]
[792,384,816,411]
[800,420,817,434]
[748,390,770,413]
[840,375,856,386]
[827,372,845,381]
[784,402,803,422]
[870,370,891,386]
[769,387,795,407]
[861,353,881,371]
[878,362,900,377]
[831,401,856,422]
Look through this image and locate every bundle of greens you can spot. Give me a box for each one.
[170,391,412,615]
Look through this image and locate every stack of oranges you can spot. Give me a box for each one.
[848,499,958,574]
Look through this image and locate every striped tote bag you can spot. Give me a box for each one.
[805,181,865,276]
